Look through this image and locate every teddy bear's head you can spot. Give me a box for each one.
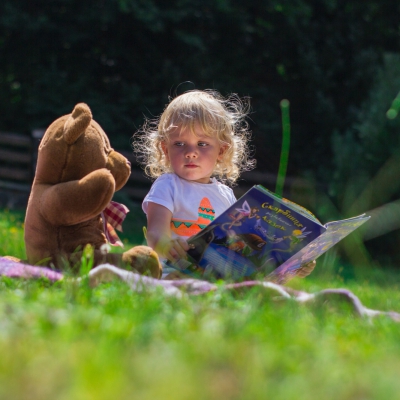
[35,103,130,191]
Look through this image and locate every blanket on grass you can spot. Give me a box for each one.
[1,257,399,322]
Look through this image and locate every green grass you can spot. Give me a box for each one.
[2,208,400,399]
[0,208,26,260]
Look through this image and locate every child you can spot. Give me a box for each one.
[135,89,315,279]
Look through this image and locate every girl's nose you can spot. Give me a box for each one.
[185,146,198,158]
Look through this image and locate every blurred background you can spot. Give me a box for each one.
[1,0,400,269]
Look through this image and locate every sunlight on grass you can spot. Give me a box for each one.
[0,209,26,259]
[1,205,400,399]
[0,277,400,399]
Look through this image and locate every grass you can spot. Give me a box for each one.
[1,208,400,399]
[0,208,26,260]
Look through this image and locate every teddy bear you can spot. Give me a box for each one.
[23,102,162,278]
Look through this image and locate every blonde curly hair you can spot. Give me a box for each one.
[133,89,255,185]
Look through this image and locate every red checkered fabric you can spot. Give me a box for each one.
[101,201,129,247]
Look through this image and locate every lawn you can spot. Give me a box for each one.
[1,208,400,400]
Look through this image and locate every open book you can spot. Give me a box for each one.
[167,185,370,283]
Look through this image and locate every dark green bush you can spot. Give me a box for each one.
[0,0,399,179]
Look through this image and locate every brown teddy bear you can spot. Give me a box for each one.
[23,103,162,278]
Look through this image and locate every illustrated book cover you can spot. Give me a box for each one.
[167,185,370,283]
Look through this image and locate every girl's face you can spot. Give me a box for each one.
[161,125,227,184]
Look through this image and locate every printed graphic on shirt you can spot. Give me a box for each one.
[171,197,215,237]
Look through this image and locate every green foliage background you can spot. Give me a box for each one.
[1,0,399,177]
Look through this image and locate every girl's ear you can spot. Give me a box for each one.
[218,144,228,161]
[161,141,169,161]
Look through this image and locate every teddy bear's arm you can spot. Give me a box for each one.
[40,169,116,226]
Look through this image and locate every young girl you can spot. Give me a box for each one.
[135,89,315,279]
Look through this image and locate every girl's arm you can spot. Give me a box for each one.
[146,202,190,263]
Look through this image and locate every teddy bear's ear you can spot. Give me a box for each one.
[63,103,93,144]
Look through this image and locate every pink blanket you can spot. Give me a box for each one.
[1,257,399,322]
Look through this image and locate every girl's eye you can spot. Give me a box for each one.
[174,142,184,147]
[198,142,208,147]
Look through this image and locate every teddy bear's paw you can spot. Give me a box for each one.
[122,246,162,279]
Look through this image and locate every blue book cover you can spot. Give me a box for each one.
[168,185,370,282]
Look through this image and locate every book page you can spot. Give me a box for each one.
[267,214,370,283]
[183,186,326,280]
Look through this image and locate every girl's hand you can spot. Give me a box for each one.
[159,237,190,263]
[146,202,190,262]
[295,260,316,278]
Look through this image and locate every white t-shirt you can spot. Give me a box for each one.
[142,173,236,241]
